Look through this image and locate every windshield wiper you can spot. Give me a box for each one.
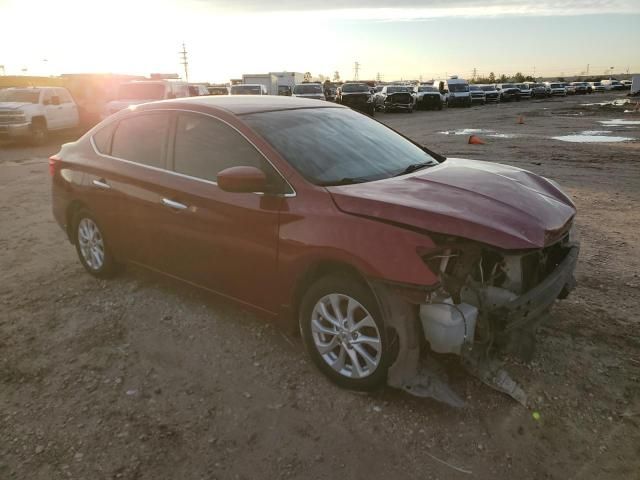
[394,162,434,177]
[318,177,367,187]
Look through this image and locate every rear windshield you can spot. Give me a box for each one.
[231,85,262,95]
[118,83,166,100]
[293,84,322,94]
[418,86,436,92]
[0,89,40,103]
[387,86,410,93]
[244,107,438,186]
[449,83,469,92]
[342,83,369,93]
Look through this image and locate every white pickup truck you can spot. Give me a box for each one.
[0,86,79,144]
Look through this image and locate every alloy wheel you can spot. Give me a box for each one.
[77,218,105,270]
[310,293,382,379]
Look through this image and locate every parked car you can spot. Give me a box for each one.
[277,85,292,96]
[527,83,548,98]
[207,86,229,96]
[188,84,210,96]
[478,85,500,103]
[103,80,190,118]
[415,85,444,110]
[50,95,579,394]
[0,86,79,145]
[335,82,375,115]
[292,83,326,101]
[373,85,414,112]
[601,79,626,91]
[570,82,591,94]
[468,85,486,105]
[563,83,576,95]
[496,83,521,102]
[620,80,632,90]
[438,77,471,107]
[515,84,532,99]
[230,84,268,95]
[545,82,567,96]
[589,82,605,93]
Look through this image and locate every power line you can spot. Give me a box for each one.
[179,42,189,83]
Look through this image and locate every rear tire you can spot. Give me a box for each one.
[73,209,118,278]
[299,274,392,391]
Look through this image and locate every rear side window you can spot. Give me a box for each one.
[173,113,266,182]
[111,113,170,168]
[92,123,115,154]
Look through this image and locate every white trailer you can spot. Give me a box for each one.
[241,73,278,95]
[271,72,305,90]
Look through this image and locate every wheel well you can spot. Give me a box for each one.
[65,200,87,243]
[290,260,367,325]
[31,116,47,128]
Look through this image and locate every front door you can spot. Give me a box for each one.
[153,111,284,312]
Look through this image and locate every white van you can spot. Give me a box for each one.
[103,80,190,118]
[437,76,471,107]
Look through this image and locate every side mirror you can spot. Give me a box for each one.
[51,96,60,106]
[217,166,267,193]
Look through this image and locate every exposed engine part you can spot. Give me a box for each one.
[420,299,478,355]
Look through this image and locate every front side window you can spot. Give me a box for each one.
[111,113,170,168]
[173,113,271,183]
[244,108,439,186]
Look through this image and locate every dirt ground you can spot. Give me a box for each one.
[1,93,639,480]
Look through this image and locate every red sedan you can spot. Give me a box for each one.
[51,96,579,395]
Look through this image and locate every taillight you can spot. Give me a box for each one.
[49,154,61,177]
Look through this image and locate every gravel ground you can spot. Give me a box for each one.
[1,93,639,479]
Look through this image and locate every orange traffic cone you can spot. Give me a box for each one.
[517,115,525,124]
[468,134,485,145]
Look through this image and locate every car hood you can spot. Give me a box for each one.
[327,158,576,250]
[0,102,32,110]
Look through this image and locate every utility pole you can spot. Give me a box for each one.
[376,72,382,82]
[586,64,590,76]
[179,42,189,83]
[472,67,477,81]
[353,61,360,81]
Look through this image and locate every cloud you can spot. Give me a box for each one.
[197,0,640,18]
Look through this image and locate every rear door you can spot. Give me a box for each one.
[155,111,284,312]
[56,88,79,128]
[100,111,174,266]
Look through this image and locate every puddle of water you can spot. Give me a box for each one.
[439,129,521,139]
[580,130,613,135]
[552,134,635,143]
[599,119,640,126]
[439,128,489,135]
[581,99,631,107]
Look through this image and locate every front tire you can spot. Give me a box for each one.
[30,121,48,146]
[299,274,392,391]
[73,209,118,278]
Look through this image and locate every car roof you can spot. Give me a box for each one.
[144,95,345,115]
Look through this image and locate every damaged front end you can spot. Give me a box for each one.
[372,226,579,407]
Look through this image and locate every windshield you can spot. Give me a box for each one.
[0,89,40,103]
[293,84,322,94]
[387,86,410,93]
[480,86,495,91]
[418,86,436,92]
[501,84,515,89]
[118,83,166,100]
[231,85,262,95]
[550,83,562,88]
[449,83,469,92]
[342,83,369,93]
[469,85,481,91]
[244,108,439,186]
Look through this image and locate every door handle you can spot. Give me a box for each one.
[92,179,111,189]
[162,198,188,210]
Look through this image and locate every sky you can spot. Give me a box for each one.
[0,0,639,83]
